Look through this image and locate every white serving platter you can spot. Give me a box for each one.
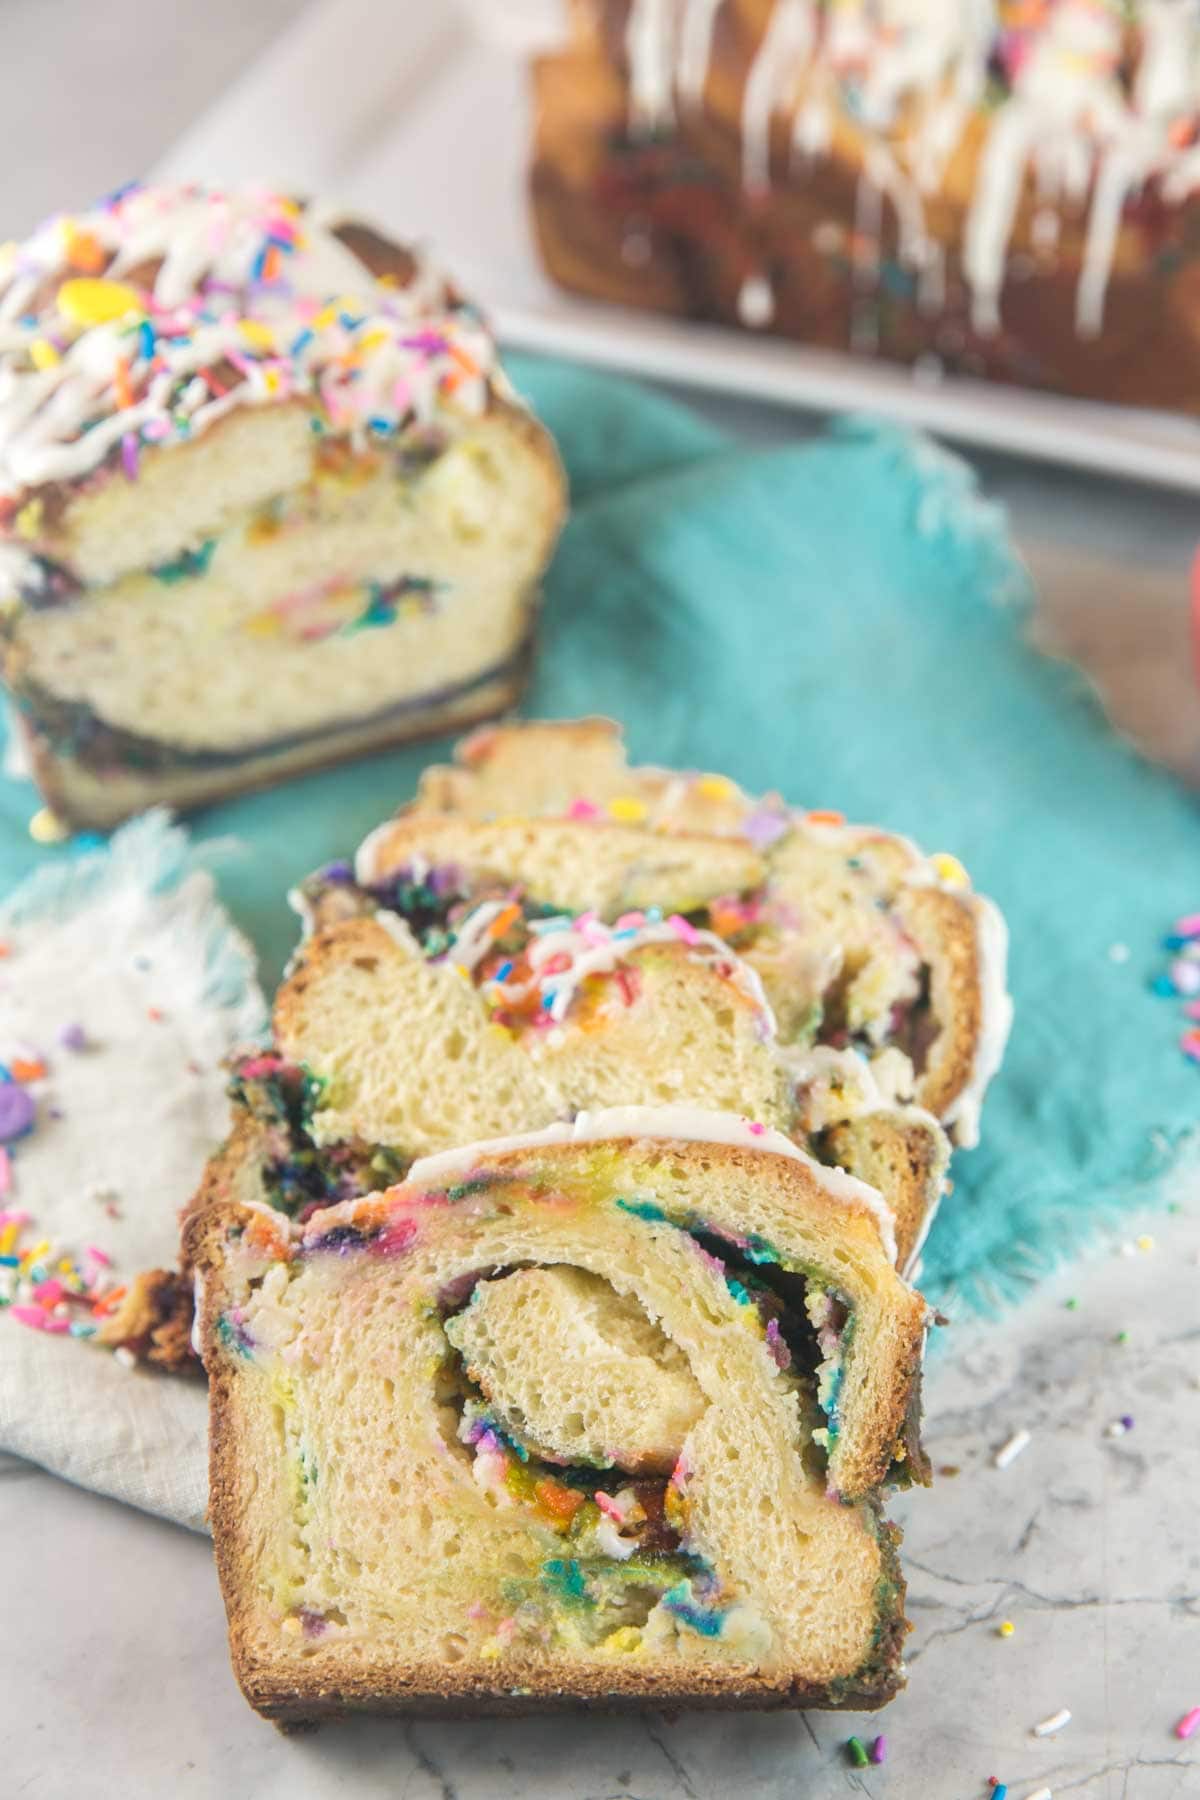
[154,0,1200,494]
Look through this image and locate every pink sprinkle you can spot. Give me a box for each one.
[1174,914,1200,940]
[594,1492,625,1523]
[33,1278,64,1305]
[121,433,139,480]
[85,1245,112,1267]
[746,1120,767,1136]
[0,1149,9,1196]
[40,1315,70,1334]
[1185,1000,1200,1021]
[1177,1707,1200,1740]
[870,1736,886,1764]
[614,911,646,930]
[0,1208,30,1228]
[10,1305,48,1330]
[668,913,702,945]
[566,798,602,822]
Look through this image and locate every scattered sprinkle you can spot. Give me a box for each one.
[994,1428,1031,1470]
[1032,1707,1071,1737]
[845,1736,869,1767]
[988,1785,1007,1799]
[1063,1296,1078,1310]
[870,1735,886,1764]
[28,806,70,844]
[58,1023,88,1051]
[0,1084,36,1143]
[1105,1415,1134,1437]
[1136,1234,1155,1253]
[1114,1330,1128,1344]
[998,1619,1015,1638]
[1176,1707,1200,1740]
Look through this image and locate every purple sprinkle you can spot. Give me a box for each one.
[1120,1414,1134,1431]
[320,860,354,884]
[0,1084,36,1143]
[742,804,791,850]
[58,1023,88,1052]
[871,1736,887,1765]
[121,432,139,481]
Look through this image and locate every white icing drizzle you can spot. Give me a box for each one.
[407,1102,899,1265]
[676,0,725,110]
[452,904,777,1032]
[0,185,498,502]
[619,0,1200,347]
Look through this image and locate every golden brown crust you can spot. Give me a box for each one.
[819,1110,947,1279]
[896,887,984,1124]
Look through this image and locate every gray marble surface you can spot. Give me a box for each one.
[3,4,1200,1794]
[4,1197,1198,1799]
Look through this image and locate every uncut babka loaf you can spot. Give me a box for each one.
[532,1,1200,411]
[0,184,565,826]
[188,1117,930,1721]
[408,717,1012,1149]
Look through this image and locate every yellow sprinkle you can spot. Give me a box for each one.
[998,1619,1015,1638]
[260,367,282,395]
[357,328,389,355]
[280,1615,302,1637]
[29,806,70,844]
[453,964,471,982]
[603,1626,644,1654]
[14,498,43,541]
[1136,1234,1155,1253]
[0,1223,17,1256]
[312,303,339,330]
[29,338,60,371]
[486,1022,514,1045]
[696,775,736,802]
[238,319,277,352]
[242,613,283,638]
[932,852,969,889]
[56,276,142,329]
[608,795,648,824]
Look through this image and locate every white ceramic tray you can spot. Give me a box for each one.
[154,0,1200,493]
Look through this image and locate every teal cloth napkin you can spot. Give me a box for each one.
[2,355,1196,1310]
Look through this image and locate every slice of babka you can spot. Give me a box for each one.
[188,1116,930,1722]
[0,184,565,826]
[411,718,1012,1149]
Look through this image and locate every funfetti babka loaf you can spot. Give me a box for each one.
[0,184,565,827]
[188,1118,931,1721]
[408,718,1012,1149]
[532,2,1200,412]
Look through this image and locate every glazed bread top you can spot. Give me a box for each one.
[0,184,512,579]
[594,0,1200,341]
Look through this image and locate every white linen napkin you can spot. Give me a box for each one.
[0,813,265,1533]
